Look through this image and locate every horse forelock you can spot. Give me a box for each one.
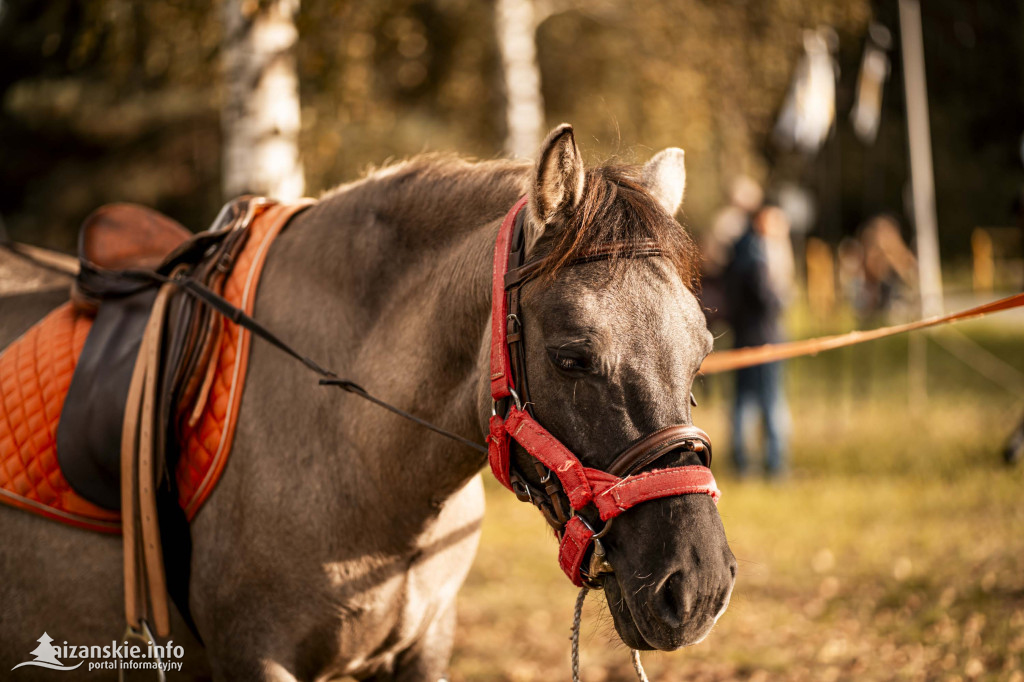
[534,164,701,291]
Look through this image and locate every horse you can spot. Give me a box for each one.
[0,124,736,680]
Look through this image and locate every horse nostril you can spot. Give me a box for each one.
[655,560,736,631]
[656,571,691,628]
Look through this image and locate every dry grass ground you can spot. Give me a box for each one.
[452,319,1024,681]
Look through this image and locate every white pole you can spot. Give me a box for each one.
[898,0,944,317]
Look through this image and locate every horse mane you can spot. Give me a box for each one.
[536,164,701,290]
[322,155,699,289]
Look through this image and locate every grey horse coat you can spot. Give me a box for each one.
[0,125,734,680]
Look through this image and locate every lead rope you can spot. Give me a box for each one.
[630,649,651,682]
[570,587,587,682]
[571,587,650,682]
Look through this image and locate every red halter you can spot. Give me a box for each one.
[488,197,721,586]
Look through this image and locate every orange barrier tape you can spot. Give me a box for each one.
[700,292,1024,375]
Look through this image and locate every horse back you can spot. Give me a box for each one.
[0,287,70,349]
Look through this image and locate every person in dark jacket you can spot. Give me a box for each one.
[723,205,792,478]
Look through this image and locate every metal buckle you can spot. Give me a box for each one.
[118,620,166,682]
[588,538,614,583]
[490,388,523,417]
[687,436,712,467]
[575,515,615,587]
[511,478,533,503]
[575,513,613,540]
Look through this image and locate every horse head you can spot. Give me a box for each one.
[504,124,736,650]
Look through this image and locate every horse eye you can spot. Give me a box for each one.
[548,349,590,373]
[558,356,582,371]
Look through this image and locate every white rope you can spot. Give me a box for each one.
[630,648,650,682]
[570,586,650,682]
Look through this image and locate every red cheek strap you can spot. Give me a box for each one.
[487,415,513,491]
[558,516,595,587]
[503,407,593,508]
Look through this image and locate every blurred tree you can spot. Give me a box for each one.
[0,0,222,249]
[221,0,305,200]
[0,0,1019,266]
[495,0,544,158]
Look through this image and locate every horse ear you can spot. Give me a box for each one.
[642,148,687,217]
[527,124,585,251]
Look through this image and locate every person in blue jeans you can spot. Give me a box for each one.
[723,205,792,478]
[730,361,788,477]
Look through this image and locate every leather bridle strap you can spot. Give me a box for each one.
[606,424,713,476]
[504,241,665,291]
[488,197,721,586]
[489,196,527,402]
[558,464,720,583]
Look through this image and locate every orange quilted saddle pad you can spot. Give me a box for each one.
[0,201,311,533]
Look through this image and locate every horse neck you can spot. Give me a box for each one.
[273,176,521,513]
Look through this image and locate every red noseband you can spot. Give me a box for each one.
[488,197,721,586]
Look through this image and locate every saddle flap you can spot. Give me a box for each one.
[80,204,191,271]
[57,288,157,510]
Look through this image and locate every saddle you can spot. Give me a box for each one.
[59,199,262,513]
[74,199,271,639]
[0,197,313,639]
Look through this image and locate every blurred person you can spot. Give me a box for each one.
[837,236,867,311]
[858,214,917,320]
[764,208,796,306]
[702,177,764,331]
[704,176,764,278]
[723,204,793,479]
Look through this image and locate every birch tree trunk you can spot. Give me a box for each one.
[495,0,545,159]
[221,0,305,201]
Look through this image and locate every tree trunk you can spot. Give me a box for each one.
[495,0,545,159]
[221,0,305,201]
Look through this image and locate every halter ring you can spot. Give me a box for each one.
[490,388,523,417]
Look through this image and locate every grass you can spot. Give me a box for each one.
[450,313,1024,681]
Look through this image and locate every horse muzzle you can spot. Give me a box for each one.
[600,493,737,650]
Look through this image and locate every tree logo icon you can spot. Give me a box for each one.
[11,633,82,672]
